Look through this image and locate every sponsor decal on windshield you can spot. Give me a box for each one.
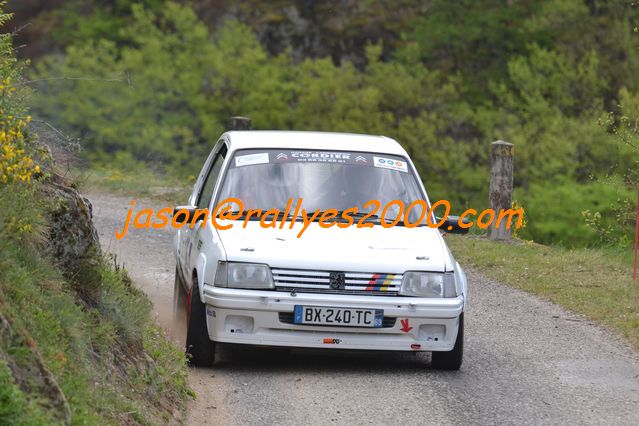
[373,156,408,173]
[230,150,411,169]
[235,152,269,167]
[275,150,357,164]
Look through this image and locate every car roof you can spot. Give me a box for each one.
[223,131,408,157]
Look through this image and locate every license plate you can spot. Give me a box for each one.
[293,305,383,328]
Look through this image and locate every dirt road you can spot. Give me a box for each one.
[90,191,639,425]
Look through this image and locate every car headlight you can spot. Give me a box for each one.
[400,272,457,298]
[214,262,274,289]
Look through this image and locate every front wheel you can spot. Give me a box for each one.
[431,313,463,370]
[185,277,216,367]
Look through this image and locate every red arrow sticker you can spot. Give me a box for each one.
[400,319,413,333]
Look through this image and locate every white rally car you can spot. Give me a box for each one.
[173,131,468,369]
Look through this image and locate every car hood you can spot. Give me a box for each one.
[216,221,452,273]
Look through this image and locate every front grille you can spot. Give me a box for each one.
[278,312,396,328]
[271,268,402,296]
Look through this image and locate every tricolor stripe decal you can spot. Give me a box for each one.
[366,274,396,291]
[366,274,380,291]
[381,275,394,292]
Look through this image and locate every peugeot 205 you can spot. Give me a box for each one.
[173,131,468,370]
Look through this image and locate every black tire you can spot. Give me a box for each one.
[431,313,463,370]
[185,277,216,367]
[173,266,187,321]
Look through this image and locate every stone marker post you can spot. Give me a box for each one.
[227,116,252,131]
[488,140,514,240]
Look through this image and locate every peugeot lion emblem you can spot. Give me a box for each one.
[329,272,346,290]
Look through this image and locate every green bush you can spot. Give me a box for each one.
[520,177,635,247]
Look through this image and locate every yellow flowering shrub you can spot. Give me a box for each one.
[0,83,37,183]
[0,5,39,184]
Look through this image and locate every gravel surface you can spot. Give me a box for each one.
[89,191,639,425]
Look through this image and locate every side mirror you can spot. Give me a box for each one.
[173,205,198,225]
[437,216,470,234]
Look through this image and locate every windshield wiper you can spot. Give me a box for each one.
[315,211,381,224]
[387,219,426,227]
[330,211,427,227]
[224,210,410,226]
[225,210,294,221]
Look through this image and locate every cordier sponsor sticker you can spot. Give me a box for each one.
[275,150,355,164]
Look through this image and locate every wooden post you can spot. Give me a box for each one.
[227,116,252,131]
[488,140,514,240]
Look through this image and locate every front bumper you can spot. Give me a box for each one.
[201,284,463,352]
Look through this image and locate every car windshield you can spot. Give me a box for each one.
[216,149,426,222]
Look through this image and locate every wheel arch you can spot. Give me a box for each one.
[194,252,208,302]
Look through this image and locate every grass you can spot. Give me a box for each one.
[447,235,639,349]
[75,166,192,206]
[0,183,191,424]
[0,359,53,424]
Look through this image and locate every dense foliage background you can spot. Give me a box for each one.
[5,0,639,247]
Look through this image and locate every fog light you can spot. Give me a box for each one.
[418,324,445,341]
[224,315,254,333]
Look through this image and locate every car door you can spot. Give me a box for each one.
[184,143,228,277]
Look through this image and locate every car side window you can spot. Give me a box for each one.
[196,145,227,209]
